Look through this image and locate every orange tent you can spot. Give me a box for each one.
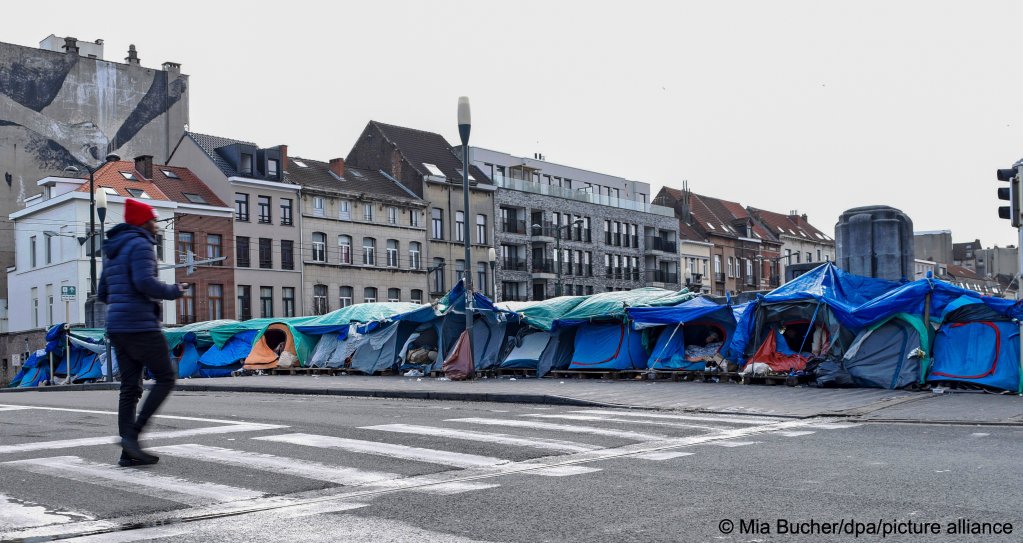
[243,324,299,371]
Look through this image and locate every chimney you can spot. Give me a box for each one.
[279,145,288,177]
[134,155,154,179]
[125,44,140,65]
[63,36,79,54]
[681,180,693,225]
[161,61,181,73]
[801,213,808,222]
[329,158,345,178]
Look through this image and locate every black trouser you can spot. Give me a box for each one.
[108,331,177,441]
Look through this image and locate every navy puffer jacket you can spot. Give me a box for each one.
[97,223,181,333]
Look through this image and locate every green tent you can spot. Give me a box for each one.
[295,303,431,335]
[509,288,695,331]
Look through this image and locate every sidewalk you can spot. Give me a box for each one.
[5,374,1021,423]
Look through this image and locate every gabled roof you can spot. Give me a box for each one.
[145,164,228,208]
[184,132,294,183]
[691,192,774,241]
[367,121,491,185]
[945,264,981,280]
[287,157,421,201]
[79,162,171,201]
[748,207,833,244]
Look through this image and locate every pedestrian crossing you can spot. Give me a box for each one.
[0,406,848,540]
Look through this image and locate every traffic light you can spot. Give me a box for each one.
[997,167,1021,227]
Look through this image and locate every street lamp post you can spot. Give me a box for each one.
[487,247,497,300]
[64,153,120,327]
[457,96,474,368]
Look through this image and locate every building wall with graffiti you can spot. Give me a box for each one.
[0,37,188,330]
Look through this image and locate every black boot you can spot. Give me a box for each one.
[118,451,150,467]
[121,426,159,466]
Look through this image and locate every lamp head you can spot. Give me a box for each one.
[95,186,108,211]
[487,247,497,262]
[457,97,471,126]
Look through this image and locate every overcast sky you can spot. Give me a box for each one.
[10,1,1023,247]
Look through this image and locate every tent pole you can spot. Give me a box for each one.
[922,289,932,385]
[647,322,682,376]
[796,302,822,355]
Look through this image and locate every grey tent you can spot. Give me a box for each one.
[841,314,928,389]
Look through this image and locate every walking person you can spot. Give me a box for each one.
[97,198,186,466]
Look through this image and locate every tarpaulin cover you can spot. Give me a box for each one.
[569,322,648,370]
[165,320,238,352]
[514,288,694,331]
[929,320,1022,393]
[174,341,200,378]
[244,323,304,370]
[748,328,808,373]
[208,317,316,349]
[850,279,1023,328]
[198,329,258,377]
[296,303,433,335]
[442,330,474,380]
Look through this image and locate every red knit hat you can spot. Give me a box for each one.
[124,198,157,226]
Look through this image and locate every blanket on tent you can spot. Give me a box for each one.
[749,329,808,373]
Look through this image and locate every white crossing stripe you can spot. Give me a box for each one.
[148,444,495,494]
[633,451,694,461]
[807,422,861,429]
[0,423,285,455]
[255,433,598,477]
[447,417,668,441]
[777,430,816,437]
[361,424,602,453]
[3,456,263,506]
[523,413,721,431]
[0,406,33,412]
[571,409,787,426]
[0,493,95,532]
[710,441,760,448]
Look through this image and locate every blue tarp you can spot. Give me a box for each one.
[930,320,1021,392]
[628,297,738,370]
[569,323,647,370]
[850,278,1023,328]
[197,329,258,377]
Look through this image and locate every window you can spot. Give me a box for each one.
[240,153,253,175]
[363,203,374,222]
[47,291,54,327]
[455,260,465,282]
[178,284,194,324]
[714,255,722,274]
[338,235,352,264]
[126,188,150,198]
[339,286,353,308]
[235,193,249,221]
[267,158,279,177]
[410,209,421,227]
[120,171,136,180]
[177,232,194,263]
[409,242,421,270]
[387,207,398,225]
[29,236,36,267]
[281,240,294,270]
[162,169,180,179]
[746,258,753,277]
[386,240,399,267]
[31,288,38,328]
[612,222,620,246]
[410,289,423,304]
[432,258,445,293]
[260,287,273,318]
[339,200,351,220]
[807,252,812,263]
[258,238,272,269]
[311,232,326,262]
[476,214,487,244]
[362,238,376,266]
[206,234,223,265]
[387,288,400,303]
[313,197,324,217]
[432,208,444,240]
[279,198,293,225]
[313,284,328,315]
[455,211,465,242]
[183,192,207,204]
[282,287,295,317]
[208,284,224,321]
[477,262,487,295]
[586,285,594,295]
[156,234,165,261]
[727,257,735,278]
[256,196,271,223]
[364,287,377,303]
[817,249,822,262]
[237,285,252,321]
[236,236,250,267]
[44,233,52,265]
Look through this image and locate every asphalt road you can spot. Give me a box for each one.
[1,391,1020,542]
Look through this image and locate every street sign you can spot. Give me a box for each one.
[60,286,77,301]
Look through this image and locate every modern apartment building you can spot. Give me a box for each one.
[467,148,680,301]
[287,156,429,313]
[346,122,496,301]
[169,133,303,319]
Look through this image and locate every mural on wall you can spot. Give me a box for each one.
[0,39,189,300]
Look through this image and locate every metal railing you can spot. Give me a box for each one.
[532,259,556,273]
[502,259,527,271]
[714,272,726,283]
[501,220,527,234]
[646,270,679,284]
[645,237,678,253]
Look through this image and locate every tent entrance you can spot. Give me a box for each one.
[263,328,288,354]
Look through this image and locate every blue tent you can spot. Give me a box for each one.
[197,329,258,377]
[172,334,201,378]
[8,349,49,388]
[928,296,1023,393]
[500,327,577,376]
[730,263,901,366]
[569,322,648,370]
[429,281,511,372]
[628,297,738,370]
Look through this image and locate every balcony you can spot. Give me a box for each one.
[532,259,556,274]
[606,270,641,281]
[501,219,527,235]
[685,272,704,289]
[501,258,527,272]
[744,276,755,287]
[645,270,679,284]
[645,237,678,254]
[714,272,726,283]
[494,176,675,217]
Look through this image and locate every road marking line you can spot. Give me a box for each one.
[570,409,786,425]
[522,413,722,431]
[361,424,602,453]
[0,493,96,532]
[632,451,694,461]
[3,456,263,506]
[147,443,497,494]
[0,404,250,425]
[446,417,668,441]
[710,441,760,447]
[255,433,599,477]
[807,422,861,429]
[777,430,816,437]
[0,405,34,412]
[0,423,285,454]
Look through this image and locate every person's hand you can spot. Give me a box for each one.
[178,282,190,294]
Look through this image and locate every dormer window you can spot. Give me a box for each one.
[267,159,279,177]
[126,188,150,199]
[120,171,136,180]
[241,153,253,175]
[101,187,118,196]
[161,169,179,179]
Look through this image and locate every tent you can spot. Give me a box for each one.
[170,335,200,378]
[307,326,351,368]
[499,327,577,376]
[730,263,901,369]
[8,349,49,388]
[928,297,1023,393]
[628,297,738,370]
[429,281,511,372]
[569,322,648,371]
[511,288,694,332]
[198,329,258,377]
[839,313,928,389]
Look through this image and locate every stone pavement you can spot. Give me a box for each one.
[4,374,1021,423]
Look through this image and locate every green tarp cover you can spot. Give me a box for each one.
[67,328,106,343]
[208,316,318,364]
[164,320,240,351]
[296,303,429,335]
[511,288,695,331]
